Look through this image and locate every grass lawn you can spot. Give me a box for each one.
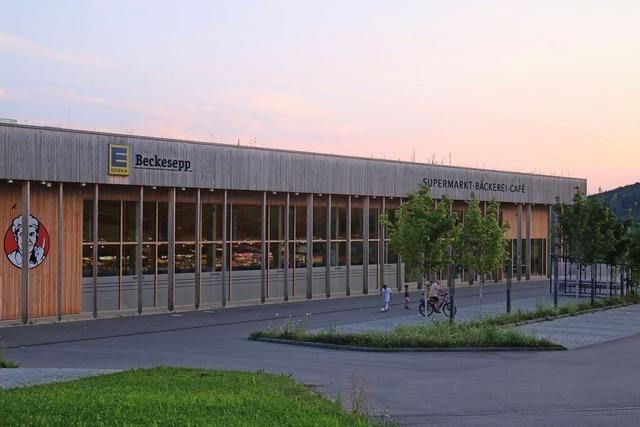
[0,367,374,426]
[251,319,557,349]
[252,293,640,349]
[0,351,18,368]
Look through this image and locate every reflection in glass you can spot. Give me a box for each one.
[122,244,136,276]
[143,202,156,242]
[82,245,93,277]
[231,242,261,270]
[312,242,326,267]
[369,208,379,239]
[202,243,222,272]
[176,204,196,241]
[331,207,347,240]
[202,204,222,242]
[97,244,120,277]
[385,242,398,264]
[122,202,136,242]
[158,203,168,242]
[351,242,363,265]
[294,243,307,268]
[83,200,92,243]
[157,244,168,274]
[98,201,120,242]
[330,242,347,266]
[176,244,195,273]
[351,208,363,239]
[231,205,261,241]
[269,242,285,269]
[269,206,285,241]
[295,206,307,240]
[142,245,155,275]
[369,241,379,265]
[313,206,326,240]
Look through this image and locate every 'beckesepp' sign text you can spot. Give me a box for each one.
[134,154,192,172]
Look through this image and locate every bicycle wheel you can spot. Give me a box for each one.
[442,302,457,317]
[418,301,426,317]
[426,302,434,317]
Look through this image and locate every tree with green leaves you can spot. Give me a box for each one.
[382,184,458,285]
[454,194,509,302]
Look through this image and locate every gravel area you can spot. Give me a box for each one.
[0,368,120,389]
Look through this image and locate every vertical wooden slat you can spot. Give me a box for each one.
[92,183,98,318]
[136,186,143,314]
[284,192,290,301]
[21,180,30,324]
[168,187,176,311]
[380,197,385,288]
[306,194,313,299]
[195,188,201,309]
[56,182,63,321]
[346,195,352,296]
[222,190,228,306]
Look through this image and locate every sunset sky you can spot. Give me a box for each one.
[1,1,639,193]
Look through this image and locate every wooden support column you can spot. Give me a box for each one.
[136,186,143,314]
[346,196,352,296]
[325,194,331,298]
[261,191,267,303]
[526,204,532,280]
[168,187,176,311]
[547,205,552,278]
[92,184,99,318]
[306,194,313,299]
[284,193,290,301]
[195,188,202,309]
[363,196,370,294]
[221,190,228,306]
[380,197,385,288]
[516,204,522,281]
[21,181,30,324]
[56,182,64,321]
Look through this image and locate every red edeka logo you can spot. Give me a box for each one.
[4,214,50,269]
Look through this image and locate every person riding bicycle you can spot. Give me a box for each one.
[429,280,446,312]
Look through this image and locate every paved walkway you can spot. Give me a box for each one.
[521,304,640,349]
[0,368,120,389]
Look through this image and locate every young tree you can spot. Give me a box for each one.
[478,199,509,284]
[454,194,483,286]
[382,184,458,285]
[555,190,590,291]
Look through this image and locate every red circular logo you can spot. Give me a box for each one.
[4,214,50,269]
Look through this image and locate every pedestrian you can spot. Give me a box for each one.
[404,284,410,309]
[380,284,392,312]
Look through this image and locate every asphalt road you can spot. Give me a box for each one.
[2,279,640,426]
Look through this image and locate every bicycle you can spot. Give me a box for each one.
[418,292,457,317]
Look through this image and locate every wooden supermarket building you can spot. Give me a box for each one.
[0,123,585,323]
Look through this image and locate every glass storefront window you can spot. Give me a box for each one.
[142,245,155,275]
[313,206,327,240]
[231,242,261,270]
[98,201,120,242]
[97,244,119,277]
[294,243,306,268]
[158,203,168,242]
[122,244,136,276]
[157,244,168,274]
[202,243,222,272]
[330,242,347,266]
[369,208,379,239]
[82,245,93,277]
[175,244,195,273]
[312,242,326,267]
[369,241,379,265]
[176,204,196,242]
[143,202,156,242]
[202,204,222,242]
[269,242,285,269]
[122,202,136,242]
[294,206,307,240]
[269,206,285,241]
[351,242,363,266]
[231,205,261,241]
[385,242,398,264]
[83,200,92,243]
[351,208,363,239]
[331,207,347,240]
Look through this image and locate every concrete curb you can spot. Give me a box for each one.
[251,336,566,352]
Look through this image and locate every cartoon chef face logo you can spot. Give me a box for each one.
[4,214,49,269]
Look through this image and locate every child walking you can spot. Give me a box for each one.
[380,284,392,312]
[404,285,410,309]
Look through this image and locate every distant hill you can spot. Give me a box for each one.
[591,182,640,223]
